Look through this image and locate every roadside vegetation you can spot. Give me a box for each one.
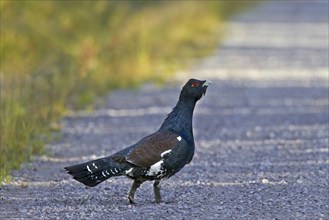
[0,1,255,182]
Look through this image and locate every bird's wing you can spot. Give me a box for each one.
[125,130,182,167]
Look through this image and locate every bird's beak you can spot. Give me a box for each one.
[202,80,212,87]
[202,80,212,96]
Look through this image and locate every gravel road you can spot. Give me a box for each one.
[1,1,328,219]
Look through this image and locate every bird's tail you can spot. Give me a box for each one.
[65,157,129,187]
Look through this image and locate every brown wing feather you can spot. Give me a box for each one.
[126,130,179,167]
[111,155,127,163]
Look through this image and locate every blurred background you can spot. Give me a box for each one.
[0,1,254,181]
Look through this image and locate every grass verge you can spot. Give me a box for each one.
[0,1,256,182]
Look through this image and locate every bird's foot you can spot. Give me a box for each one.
[155,199,162,204]
[154,195,162,204]
[128,195,135,204]
[153,180,162,204]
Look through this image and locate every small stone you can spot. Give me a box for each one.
[262,179,269,184]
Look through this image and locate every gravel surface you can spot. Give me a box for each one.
[1,1,328,220]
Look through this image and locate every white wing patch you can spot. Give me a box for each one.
[86,165,92,173]
[160,149,172,157]
[125,168,133,174]
[125,168,134,177]
[147,160,164,176]
[102,171,107,177]
[177,136,182,141]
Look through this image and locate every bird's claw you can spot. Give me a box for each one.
[128,196,135,204]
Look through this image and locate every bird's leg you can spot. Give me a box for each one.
[153,180,162,203]
[128,179,144,204]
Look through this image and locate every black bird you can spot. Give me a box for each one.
[65,79,211,203]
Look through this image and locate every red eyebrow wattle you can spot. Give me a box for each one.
[192,82,199,87]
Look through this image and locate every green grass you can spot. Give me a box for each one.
[0,1,256,182]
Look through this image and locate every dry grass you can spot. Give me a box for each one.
[0,1,255,182]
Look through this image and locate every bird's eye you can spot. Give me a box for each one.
[191,82,200,87]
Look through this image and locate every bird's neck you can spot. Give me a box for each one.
[159,98,196,141]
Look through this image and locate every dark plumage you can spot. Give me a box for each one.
[65,78,211,203]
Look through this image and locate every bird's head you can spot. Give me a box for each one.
[179,78,212,102]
